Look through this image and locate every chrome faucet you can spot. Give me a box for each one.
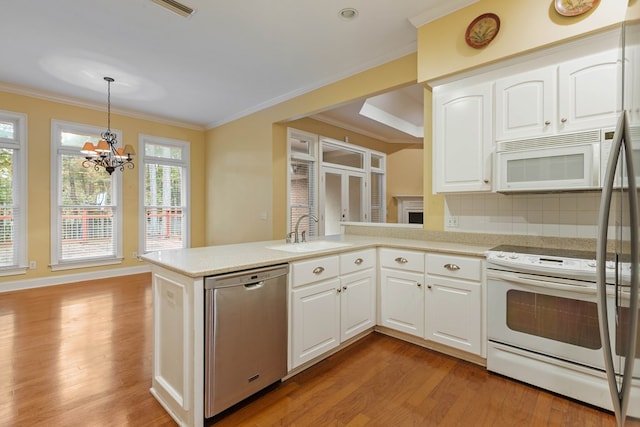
[293,214,319,243]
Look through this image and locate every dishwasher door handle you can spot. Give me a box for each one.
[244,281,265,290]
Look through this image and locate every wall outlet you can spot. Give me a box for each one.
[132,252,138,259]
[446,216,459,228]
[29,260,36,269]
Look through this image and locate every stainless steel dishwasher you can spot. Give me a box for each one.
[204,264,288,418]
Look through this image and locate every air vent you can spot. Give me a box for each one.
[151,0,195,18]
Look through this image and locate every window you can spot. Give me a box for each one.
[51,120,123,270]
[287,128,318,237]
[0,110,27,275]
[139,135,190,253]
[369,152,386,223]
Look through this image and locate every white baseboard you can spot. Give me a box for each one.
[0,264,151,293]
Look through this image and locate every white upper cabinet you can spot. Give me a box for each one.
[495,50,621,142]
[433,83,493,193]
[558,49,621,132]
[495,66,556,141]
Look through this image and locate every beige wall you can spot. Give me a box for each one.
[206,54,418,244]
[417,0,628,83]
[417,0,631,232]
[0,90,206,282]
[285,117,423,224]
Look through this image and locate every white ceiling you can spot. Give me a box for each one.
[0,0,476,130]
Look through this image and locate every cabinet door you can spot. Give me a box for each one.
[425,275,481,355]
[558,49,621,132]
[290,278,341,369]
[340,269,376,342]
[379,268,424,337]
[433,83,493,193]
[495,66,555,140]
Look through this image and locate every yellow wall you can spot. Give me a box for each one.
[285,117,423,224]
[206,54,418,244]
[417,0,632,232]
[0,90,206,282]
[418,0,628,83]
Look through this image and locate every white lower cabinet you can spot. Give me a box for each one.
[425,253,483,356]
[289,249,376,370]
[379,248,425,338]
[291,277,341,368]
[340,269,376,342]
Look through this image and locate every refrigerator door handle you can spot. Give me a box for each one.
[596,110,640,427]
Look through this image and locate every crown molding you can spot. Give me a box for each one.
[409,0,479,28]
[0,82,205,131]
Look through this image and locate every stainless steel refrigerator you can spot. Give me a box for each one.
[597,14,640,427]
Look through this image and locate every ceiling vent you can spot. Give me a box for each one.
[151,0,195,18]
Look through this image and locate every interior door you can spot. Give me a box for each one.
[321,167,365,235]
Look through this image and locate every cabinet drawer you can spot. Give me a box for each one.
[340,249,375,275]
[425,253,481,281]
[291,255,339,288]
[379,248,425,272]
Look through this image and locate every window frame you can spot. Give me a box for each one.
[138,134,190,254]
[0,110,28,276]
[50,119,123,271]
[287,128,319,237]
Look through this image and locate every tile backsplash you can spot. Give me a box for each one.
[444,192,602,239]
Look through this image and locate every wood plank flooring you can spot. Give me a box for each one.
[0,274,636,426]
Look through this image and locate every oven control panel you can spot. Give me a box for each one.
[486,249,627,283]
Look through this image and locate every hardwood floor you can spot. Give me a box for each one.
[0,274,635,426]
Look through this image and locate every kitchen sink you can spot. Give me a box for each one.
[267,240,353,253]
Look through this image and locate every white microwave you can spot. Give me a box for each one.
[495,129,612,193]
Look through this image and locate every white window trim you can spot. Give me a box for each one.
[50,120,123,271]
[286,128,319,235]
[138,134,190,254]
[0,110,28,276]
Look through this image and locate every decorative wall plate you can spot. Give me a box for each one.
[465,13,500,49]
[554,0,599,17]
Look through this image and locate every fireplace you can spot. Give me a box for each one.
[394,196,423,224]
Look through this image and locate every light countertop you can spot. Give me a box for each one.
[141,234,492,278]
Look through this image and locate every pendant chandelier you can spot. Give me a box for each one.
[80,77,135,175]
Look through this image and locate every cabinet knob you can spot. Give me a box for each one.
[483,179,489,184]
[342,286,347,291]
[444,263,460,271]
[561,117,568,123]
[336,288,342,293]
[312,266,325,275]
[354,258,364,265]
[417,283,422,288]
[544,120,551,125]
[394,257,408,264]
[427,284,432,289]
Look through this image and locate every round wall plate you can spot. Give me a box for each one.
[555,0,600,17]
[465,13,500,49]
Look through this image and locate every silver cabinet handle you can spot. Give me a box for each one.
[544,120,551,125]
[444,263,460,271]
[483,179,489,183]
[312,266,324,275]
[354,258,364,265]
[394,257,408,264]
[561,117,568,123]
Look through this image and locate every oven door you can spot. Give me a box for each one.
[614,285,640,378]
[488,269,613,371]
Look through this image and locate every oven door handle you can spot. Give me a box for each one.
[488,270,597,295]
